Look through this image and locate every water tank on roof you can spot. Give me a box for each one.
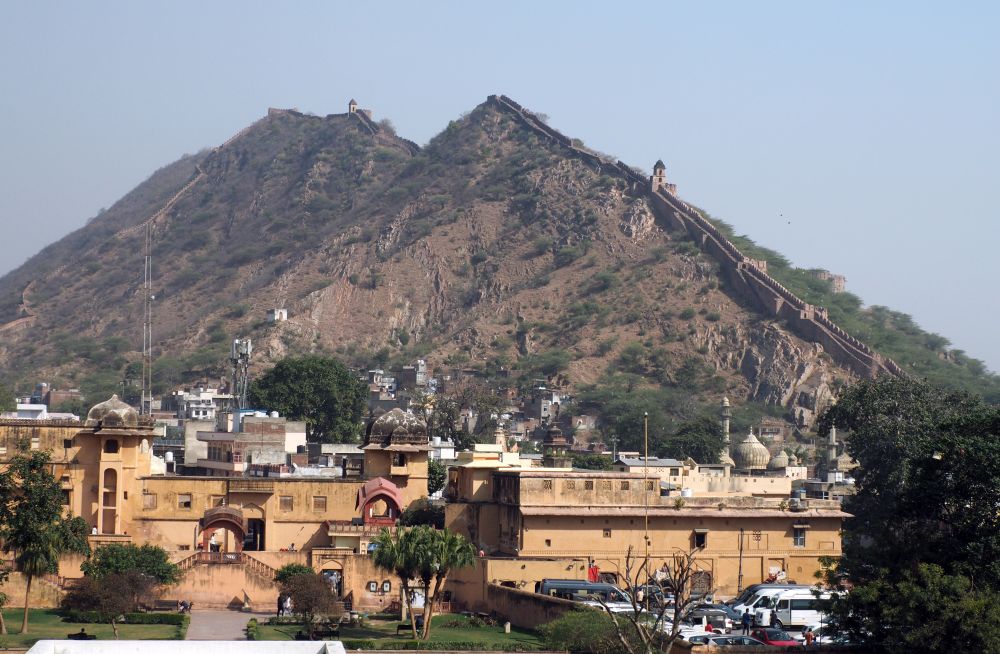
[165,451,174,463]
[432,436,442,446]
[270,411,280,418]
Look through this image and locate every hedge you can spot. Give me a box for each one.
[62,610,187,625]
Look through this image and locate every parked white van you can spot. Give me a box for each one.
[733,585,806,616]
[754,588,836,628]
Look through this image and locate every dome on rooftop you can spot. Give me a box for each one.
[370,408,427,440]
[767,450,790,470]
[732,429,770,470]
[85,394,139,429]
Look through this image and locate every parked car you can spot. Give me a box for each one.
[688,634,766,647]
[750,628,800,647]
[795,624,852,645]
[690,602,742,622]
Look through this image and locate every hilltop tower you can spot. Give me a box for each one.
[348,98,358,114]
[650,159,677,194]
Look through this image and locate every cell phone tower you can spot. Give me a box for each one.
[230,338,252,431]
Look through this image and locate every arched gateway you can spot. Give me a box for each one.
[200,505,246,553]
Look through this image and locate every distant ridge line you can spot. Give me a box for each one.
[488,93,904,380]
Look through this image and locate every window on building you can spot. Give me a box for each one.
[280,496,294,511]
[793,527,807,547]
[143,493,157,509]
[645,480,655,491]
[584,480,594,490]
[542,479,553,490]
[544,539,552,547]
[61,490,70,506]
[211,495,226,507]
[564,480,576,490]
[670,468,680,476]
[603,529,612,538]
[63,439,73,449]
[600,480,612,491]
[620,481,630,491]
[177,493,192,510]
[313,496,327,512]
[693,530,708,549]
[103,439,119,454]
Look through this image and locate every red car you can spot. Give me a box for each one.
[750,628,799,647]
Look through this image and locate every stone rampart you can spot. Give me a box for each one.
[489,94,903,380]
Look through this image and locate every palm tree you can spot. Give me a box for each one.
[18,535,59,634]
[371,528,421,640]
[420,529,475,639]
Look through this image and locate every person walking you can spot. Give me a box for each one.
[277,594,284,618]
[741,609,752,635]
[803,627,816,647]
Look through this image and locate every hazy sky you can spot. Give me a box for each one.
[1,2,998,371]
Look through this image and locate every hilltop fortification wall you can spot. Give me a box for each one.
[489,94,902,380]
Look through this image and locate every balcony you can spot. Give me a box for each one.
[389,465,410,477]
[228,478,274,493]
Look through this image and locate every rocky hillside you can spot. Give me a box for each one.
[1,97,996,423]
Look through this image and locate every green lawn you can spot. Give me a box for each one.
[256,614,544,650]
[0,609,183,648]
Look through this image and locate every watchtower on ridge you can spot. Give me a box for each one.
[650,159,677,194]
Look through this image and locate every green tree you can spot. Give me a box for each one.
[63,571,154,638]
[817,377,1000,651]
[81,543,181,586]
[0,382,14,412]
[571,454,612,470]
[823,564,1000,654]
[665,416,723,463]
[427,459,446,495]
[414,528,475,639]
[274,562,314,585]
[0,449,90,633]
[400,502,445,529]
[249,356,366,443]
[541,608,622,654]
[372,528,423,639]
[820,376,1000,586]
[281,571,340,639]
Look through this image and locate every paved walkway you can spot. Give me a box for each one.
[186,609,273,640]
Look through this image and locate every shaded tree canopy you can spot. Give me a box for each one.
[664,416,723,463]
[820,376,1000,586]
[81,543,180,585]
[818,377,1000,652]
[274,563,314,585]
[249,355,366,443]
[427,459,447,495]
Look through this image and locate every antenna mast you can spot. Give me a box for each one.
[141,223,154,415]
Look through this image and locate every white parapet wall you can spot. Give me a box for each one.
[27,642,346,654]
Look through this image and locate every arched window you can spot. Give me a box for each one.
[103,439,120,454]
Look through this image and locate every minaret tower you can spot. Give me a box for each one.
[719,396,735,470]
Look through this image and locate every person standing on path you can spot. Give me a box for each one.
[741,609,752,635]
